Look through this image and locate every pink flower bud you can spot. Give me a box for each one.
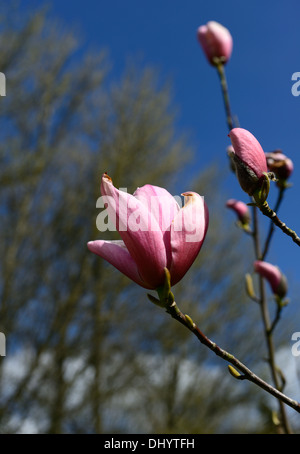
[265,150,294,181]
[228,128,268,196]
[226,199,250,225]
[197,21,233,66]
[87,174,209,290]
[254,260,288,299]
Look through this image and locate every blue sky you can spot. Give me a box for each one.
[26,1,300,313]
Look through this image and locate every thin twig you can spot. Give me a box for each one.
[216,63,293,432]
[215,62,234,131]
[165,301,300,415]
[258,201,300,247]
[252,203,292,434]
[261,187,285,260]
[268,305,283,336]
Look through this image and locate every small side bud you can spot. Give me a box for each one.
[184,314,195,330]
[275,295,289,309]
[245,273,256,300]
[228,365,242,379]
[147,293,165,308]
[252,173,271,205]
[271,411,281,427]
[157,268,175,306]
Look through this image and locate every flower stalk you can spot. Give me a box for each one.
[210,55,293,433]
[216,61,235,131]
[256,199,300,247]
[261,186,286,260]
[149,269,300,416]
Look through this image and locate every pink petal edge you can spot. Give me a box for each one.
[87,240,153,289]
[169,192,209,286]
[101,174,167,288]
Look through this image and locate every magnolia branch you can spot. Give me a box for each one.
[261,187,285,260]
[258,201,300,247]
[165,300,300,415]
[215,63,293,432]
[215,61,235,131]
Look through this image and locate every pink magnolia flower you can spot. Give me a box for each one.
[226,199,250,225]
[254,260,288,298]
[228,128,268,196]
[265,150,294,181]
[87,173,209,290]
[197,21,233,65]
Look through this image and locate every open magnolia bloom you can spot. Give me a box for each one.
[88,173,209,290]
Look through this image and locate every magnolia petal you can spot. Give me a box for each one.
[169,192,209,286]
[133,184,180,267]
[133,184,180,231]
[87,240,152,289]
[101,174,167,288]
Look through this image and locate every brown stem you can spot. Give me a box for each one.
[252,205,292,433]
[215,62,235,131]
[258,200,300,247]
[216,63,293,432]
[261,187,285,260]
[268,305,283,337]
[166,301,300,415]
